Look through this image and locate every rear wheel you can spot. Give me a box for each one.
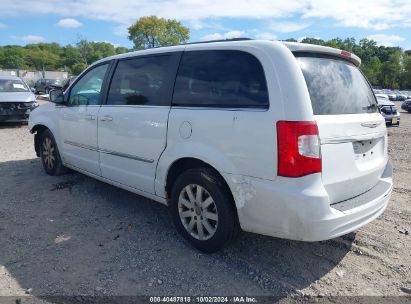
[169,168,239,253]
[40,129,67,175]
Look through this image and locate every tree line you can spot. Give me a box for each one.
[0,40,128,75]
[0,15,410,89]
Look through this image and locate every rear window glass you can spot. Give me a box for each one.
[173,50,269,108]
[296,55,377,115]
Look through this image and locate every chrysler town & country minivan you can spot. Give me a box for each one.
[28,39,393,253]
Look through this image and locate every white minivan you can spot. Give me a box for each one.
[29,39,393,253]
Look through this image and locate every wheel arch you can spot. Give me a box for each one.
[164,157,238,214]
[31,124,49,157]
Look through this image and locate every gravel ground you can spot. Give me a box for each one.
[0,102,410,301]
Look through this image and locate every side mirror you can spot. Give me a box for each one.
[30,87,36,93]
[49,89,65,104]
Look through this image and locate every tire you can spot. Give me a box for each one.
[169,168,239,253]
[39,129,67,175]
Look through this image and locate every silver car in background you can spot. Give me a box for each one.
[0,76,38,122]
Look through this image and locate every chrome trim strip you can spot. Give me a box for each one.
[64,140,154,163]
[99,148,154,163]
[170,106,268,112]
[320,131,386,144]
[64,140,98,151]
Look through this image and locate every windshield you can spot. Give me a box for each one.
[296,55,377,115]
[0,79,29,93]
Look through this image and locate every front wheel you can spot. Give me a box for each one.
[169,168,239,253]
[40,129,67,175]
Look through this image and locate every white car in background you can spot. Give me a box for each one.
[0,76,38,122]
[375,93,389,100]
[29,39,393,252]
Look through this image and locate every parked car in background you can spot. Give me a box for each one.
[34,78,62,94]
[376,97,400,126]
[375,93,389,100]
[401,99,411,112]
[29,39,393,252]
[388,93,397,101]
[395,92,407,101]
[0,76,38,122]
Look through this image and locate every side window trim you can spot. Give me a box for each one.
[102,52,183,107]
[65,60,114,106]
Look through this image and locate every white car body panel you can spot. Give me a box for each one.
[29,40,393,242]
[98,105,169,194]
[58,105,101,176]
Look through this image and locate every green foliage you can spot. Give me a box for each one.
[70,62,88,75]
[0,40,129,75]
[128,16,189,49]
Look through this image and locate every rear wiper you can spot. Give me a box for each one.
[363,104,377,110]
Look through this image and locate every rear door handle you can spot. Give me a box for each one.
[100,115,113,122]
[84,114,96,120]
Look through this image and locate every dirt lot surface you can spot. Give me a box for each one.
[0,102,410,301]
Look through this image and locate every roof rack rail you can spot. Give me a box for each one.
[183,38,253,45]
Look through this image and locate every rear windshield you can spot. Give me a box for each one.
[296,54,377,115]
[0,79,29,93]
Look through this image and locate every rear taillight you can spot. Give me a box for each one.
[277,121,321,177]
[341,50,351,58]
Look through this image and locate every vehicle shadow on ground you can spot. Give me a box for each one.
[0,158,353,298]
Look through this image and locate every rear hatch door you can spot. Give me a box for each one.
[296,54,388,204]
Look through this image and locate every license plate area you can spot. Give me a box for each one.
[392,117,398,124]
[352,138,383,161]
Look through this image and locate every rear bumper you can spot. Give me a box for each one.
[224,160,393,242]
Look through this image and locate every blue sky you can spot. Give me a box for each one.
[0,0,410,49]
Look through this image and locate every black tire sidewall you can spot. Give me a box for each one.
[170,168,237,253]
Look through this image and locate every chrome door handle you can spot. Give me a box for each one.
[84,114,96,120]
[100,115,113,122]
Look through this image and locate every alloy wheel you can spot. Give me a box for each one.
[42,137,56,170]
[178,184,218,240]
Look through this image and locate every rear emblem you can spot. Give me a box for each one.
[361,122,381,128]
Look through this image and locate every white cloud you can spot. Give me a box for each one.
[0,0,307,22]
[1,0,411,43]
[366,34,405,46]
[269,21,310,33]
[224,30,246,39]
[303,0,411,30]
[255,32,277,40]
[0,23,7,29]
[201,30,246,41]
[20,35,46,43]
[201,33,224,41]
[56,18,82,28]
